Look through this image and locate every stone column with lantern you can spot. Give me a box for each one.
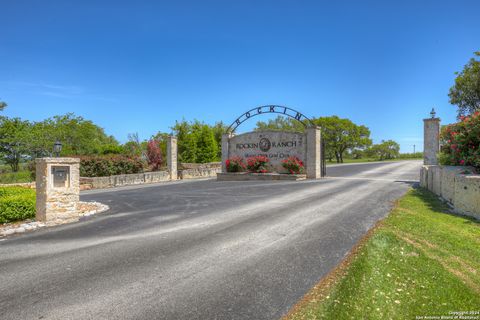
[35,157,81,224]
[424,108,441,165]
[35,141,82,224]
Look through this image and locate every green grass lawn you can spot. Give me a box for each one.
[285,188,480,320]
[0,170,34,184]
[0,163,34,184]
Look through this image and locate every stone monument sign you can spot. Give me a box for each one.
[220,105,323,179]
[228,131,305,172]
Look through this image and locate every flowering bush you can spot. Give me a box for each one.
[246,155,270,173]
[440,111,480,169]
[225,156,246,172]
[281,156,305,174]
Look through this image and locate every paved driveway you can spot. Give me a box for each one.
[0,160,421,320]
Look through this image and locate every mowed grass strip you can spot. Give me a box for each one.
[284,188,480,320]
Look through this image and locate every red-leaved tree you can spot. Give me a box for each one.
[147,139,163,171]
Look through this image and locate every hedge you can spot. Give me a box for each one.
[0,187,36,223]
[80,155,145,177]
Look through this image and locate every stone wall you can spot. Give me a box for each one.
[80,164,221,190]
[179,167,221,179]
[178,162,221,179]
[180,162,221,170]
[0,182,35,188]
[80,171,170,190]
[420,165,479,220]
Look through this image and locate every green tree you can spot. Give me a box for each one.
[27,120,56,157]
[367,140,400,160]
[196,124,218,163]
[449,51,480,118]
[171,119,221,163]
[99,144,125,155]
[211,121,228,159]
[255,116,304,132]
[28,113,119,156]
[0,100,7,111]
[172,119,197,163]
[254,115,372,163]
[123,133,145,157]
[313,116,372,163]
[0,117,31,171]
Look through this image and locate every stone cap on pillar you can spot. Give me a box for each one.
[35,157,80,164]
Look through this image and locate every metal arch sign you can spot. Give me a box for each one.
[226,105,314,133]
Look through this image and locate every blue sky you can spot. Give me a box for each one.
[1,0,479,152]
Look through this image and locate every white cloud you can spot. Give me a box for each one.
[1,80,116,102]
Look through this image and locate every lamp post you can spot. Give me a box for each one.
[430,108,436,118]
[53,140,62,157]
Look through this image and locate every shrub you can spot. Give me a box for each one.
[226,156,246,172]
[281,156,305,174]
[0,187,36,223]
[80,155,145,177]
[440,111,480,169]
[246,155,270,173]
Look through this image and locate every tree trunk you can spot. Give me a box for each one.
[9,159,19,172]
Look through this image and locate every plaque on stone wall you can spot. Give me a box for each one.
[52,166,70,188]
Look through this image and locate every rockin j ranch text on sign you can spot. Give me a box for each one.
[228,131,305,169]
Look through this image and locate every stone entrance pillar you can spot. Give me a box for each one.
[306,126,321,179]
[167,136,178,180]
[424,111,440,165]
[35,158,80,223]
[221,133,232,173]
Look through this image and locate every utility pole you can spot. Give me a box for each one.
[413,144,416,154]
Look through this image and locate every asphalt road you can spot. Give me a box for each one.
[0,160,421,320]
